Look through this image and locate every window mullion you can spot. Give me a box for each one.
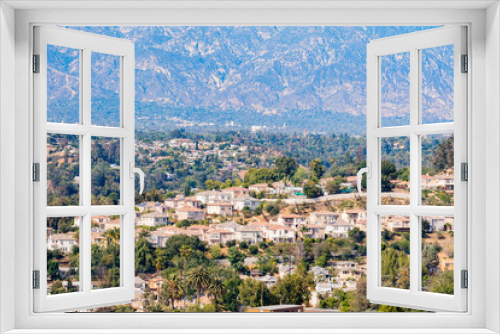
[409,47,420,294]
[81,47,92,294]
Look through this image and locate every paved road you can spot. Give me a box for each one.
[266,192,410,205]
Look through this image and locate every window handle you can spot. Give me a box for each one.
[130,162,145,195]
[357,162,371,196]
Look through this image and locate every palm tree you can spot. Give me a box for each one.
[179,245,192,309]
[188,265,211,306]
[161,274,184,310]
[207,275,226,312]
[105,227,120,245]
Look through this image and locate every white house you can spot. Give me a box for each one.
[325,220,355,238]
[263,225,296,243]
[232,196,260,211]
[195,190,231,205]
[204,229,235,245]
[213,220,242,232]
[137,212,170,227]
[207,202,233,217]
[221,186,250,199]
[176,207,205,221]
[277,213,308,228]
[308,211,339,225]
[135,276,147,294]
[341,208,367,224]
[235,225,263,244]
[384,216,410,232]
[147,230,172,248]
[47,232,77,253]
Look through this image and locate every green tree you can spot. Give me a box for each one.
[209,245,222,259]
[274,156,299,179]
[227,246,246,273]
[135,237,155,273]
[238,278,274,307]
[188,265,212,306]
[309,159,326,179]
[47,259,59,280]
[271,272,315,305]
[325,176,344,194]
[303,181,323,199]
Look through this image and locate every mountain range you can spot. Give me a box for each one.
[47,26,453,134]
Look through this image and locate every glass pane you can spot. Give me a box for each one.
[421,45,454,124]
[47,217,80,295]
[47,45,80,124]
[91,215,121,290]
[421,216,454,295]
[91,52,121,127]
[380,52,410,127]
[380,137,410,205]
[91,137,121,205]
[47,134,80,206]
[380,215,410,290]
[421,134,454,206]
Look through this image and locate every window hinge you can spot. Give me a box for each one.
[33,270,40,289]
[461,54,468,73]
[33,54,40,73]
[33,163,40,182]
[461,270,468,289]
[461,162,468,181]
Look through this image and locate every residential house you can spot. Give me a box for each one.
[341,208,367,224]
[308,211,339,225]
[136,201,160,213]
[384,216,410,232]
[255,274,277,288]
[277,213,308,228]
[91,232,106,245]
[205,229,235,245]
[135,276,146,294]
[137,212,170,227]
[310,266,331,282]
[263,225,296,243]
[186,224,209,232]
[47,232,77,252]
[248,183,272,194]
[221,186,250,199]
[183,196,202,208]
[102,218,121,231]
[207,202,233,217]
[147,230,172,248]
[176,207,205,221]
[213,220,242,232]
[195,190,231,205]
[232,196,260,211]
[345,280,357,291]
[164,195,185,209]
[331,261,358,279]
[278,264,297,277]
[424,216,454,231]
[300,224,326,239]
[325,220,355,238]
[235,225,263,244]
[355,218,367,231]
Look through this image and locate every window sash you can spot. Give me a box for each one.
[33,26,136,312]
[366,26,468,312]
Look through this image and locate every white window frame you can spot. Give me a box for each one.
[0,1,498,333]
[33,26,136,312]
[365,26,467,312]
